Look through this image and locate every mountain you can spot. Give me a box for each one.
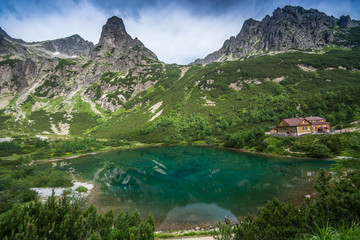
[0,27,93,58]
[191,6,359,65]
[39,34,94,57]
[0,7,359,143]
[94,16,157,61]
[0,15,162,116]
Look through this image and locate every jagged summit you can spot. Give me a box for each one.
[93,16,158,61]
[98,16,131,48]
[190,5,359,65]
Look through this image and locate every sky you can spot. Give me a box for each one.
[0,0,359,64]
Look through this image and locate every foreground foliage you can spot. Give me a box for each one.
[214,159,360,240]
[0,192,155,240]
[234,199,308,239]
[301,223,360,240]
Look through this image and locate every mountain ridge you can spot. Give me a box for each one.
[191,5,359,65]
[0,6,359,141]
[0,15,161,115]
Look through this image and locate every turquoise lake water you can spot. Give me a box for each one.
[44,146,333,230]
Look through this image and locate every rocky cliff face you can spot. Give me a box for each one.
[0,16,162,116]
[40,34,94,57]
[0,27,29,56]
[93,16,157,61]
[84,16,160,112]
[191,5,358,65]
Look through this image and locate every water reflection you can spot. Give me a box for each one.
[44,146,333,229]
[158,203,239,230]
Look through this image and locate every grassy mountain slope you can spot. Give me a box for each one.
[1,47,359,143]
[1,22,359,148]
[86,47,360,143]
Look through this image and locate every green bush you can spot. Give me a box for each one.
[75,186,88,193]
[234,198,307,240]
[308,143,331,158]
[213,221,233,240]
[31,169,73,187]
[0,193,155,239]
[308,168,360,227]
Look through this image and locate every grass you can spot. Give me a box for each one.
[299,223,360,240]
[155,230,216,239]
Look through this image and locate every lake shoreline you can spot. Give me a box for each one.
[31,141,336,165]
[31,143,332,232]
[31,142,163,165]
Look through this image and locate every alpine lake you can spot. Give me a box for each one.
[39,146,333,230]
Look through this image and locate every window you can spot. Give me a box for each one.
[303,126,307,130]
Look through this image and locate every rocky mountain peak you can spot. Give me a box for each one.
[98,16,132,49]
[190,5,358,65]
[93,16,157,62]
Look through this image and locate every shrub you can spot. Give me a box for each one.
[0,193,155,239]
[75,186,88,193]
[308,168,360,227]
[308,143,331,158]
[234,198,308,240]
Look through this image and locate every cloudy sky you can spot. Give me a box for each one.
[0,0,359,64]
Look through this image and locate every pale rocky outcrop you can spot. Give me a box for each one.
[298,64,317,72]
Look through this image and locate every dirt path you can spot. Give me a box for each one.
[160,237,213,240]
[177,237,213,240]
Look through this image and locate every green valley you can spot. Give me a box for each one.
[1,4,360,240]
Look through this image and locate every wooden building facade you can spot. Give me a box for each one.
[276,116,330,136]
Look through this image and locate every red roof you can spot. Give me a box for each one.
[280,116,328,127]
[282,117,309,126]
[312,122,330,125]
[305,116,325,121]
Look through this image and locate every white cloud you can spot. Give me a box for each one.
[0,0,247,64]
[0,0,359,65]
[0,1,107,44]
[124,7,246,64]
